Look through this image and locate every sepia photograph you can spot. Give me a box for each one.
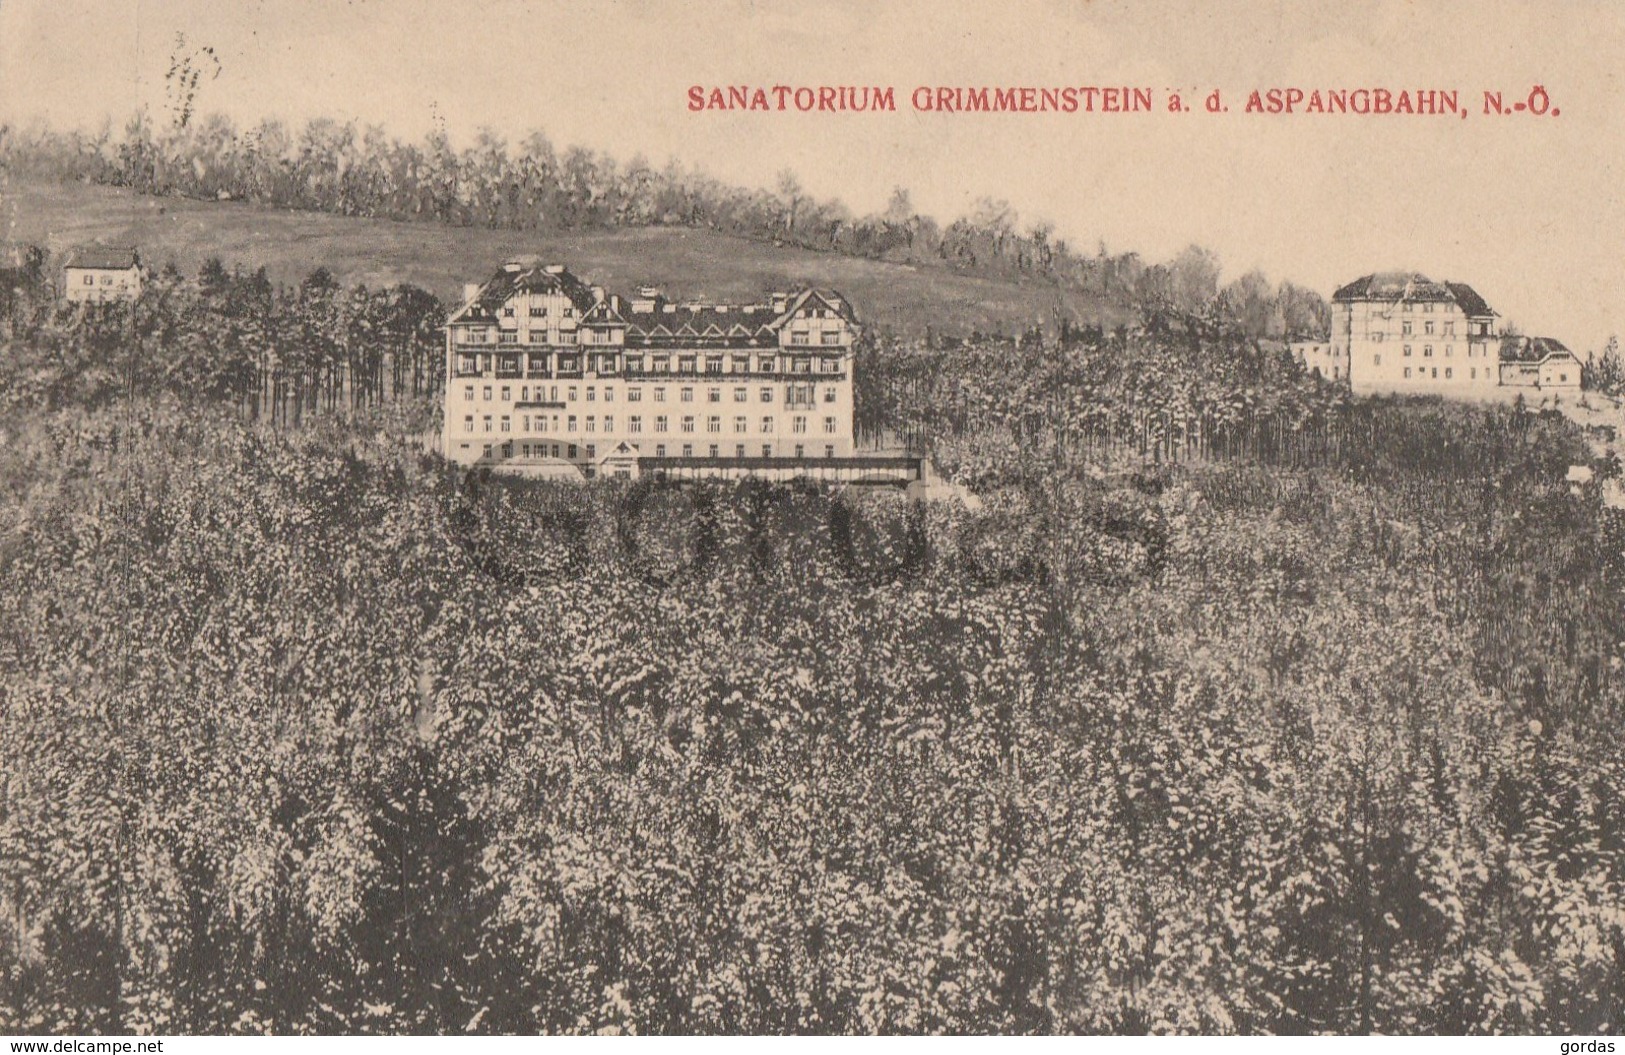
[1,0,1623,1039]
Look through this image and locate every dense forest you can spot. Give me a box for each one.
[2,249,1623,1034]
[0,250,444,431]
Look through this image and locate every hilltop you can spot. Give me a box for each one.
[1,178,1132,337]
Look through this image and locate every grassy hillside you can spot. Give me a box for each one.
[1,178,1130,336]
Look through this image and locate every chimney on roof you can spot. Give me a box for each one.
[544,264,566,274]
[462,282,481,305]
[638,285,663,299]
[591,285,606,303]
[770,292,790,313]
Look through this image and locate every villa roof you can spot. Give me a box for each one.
[1444,282,1496,318]
[450,262,599,323]
[64,246,140,271]
[1333,271,1496,317]
[1499,335,1576,363]
[452,263,858,349]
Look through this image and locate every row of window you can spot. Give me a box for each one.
[495,299,838,319]
[1359,313,1493,337]
[461,383,839,405]
[473,331,573,345]
[503,306,574,319]
[474,326,843,347]
[1376,320,1456,338]
[458,350,844,373]
[569,331,842,348]
[480,441,839,461]
[1399,344,1460,358]
[1367,334,1471,351]
[1397,366,1489,380]
[464,413,840,435]
[477,330,847,347]
[495,303,840,321]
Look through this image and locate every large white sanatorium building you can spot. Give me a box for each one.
[443,260,898,481]
[1294,271,1581,397]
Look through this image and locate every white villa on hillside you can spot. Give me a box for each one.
[1292,271,1579,397]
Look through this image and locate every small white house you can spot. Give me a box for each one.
[1500,336,1582,392]
[63,246,143,303]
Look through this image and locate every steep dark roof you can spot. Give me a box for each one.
[1333,271,1452,302]
[450,262,598,323]
[1444,282,1496,319]
[64,246,139,270]
[579,298,628,325]
[451,261,858,349]
[1499,335,1577,363]
[587,290,856,333]
[1332,271,1496,317]
[573,285,857,350]
[775,288,858,327]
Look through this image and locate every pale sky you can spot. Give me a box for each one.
[3,0,1621,350]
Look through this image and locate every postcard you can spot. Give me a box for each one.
[1,0,1622,1039]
